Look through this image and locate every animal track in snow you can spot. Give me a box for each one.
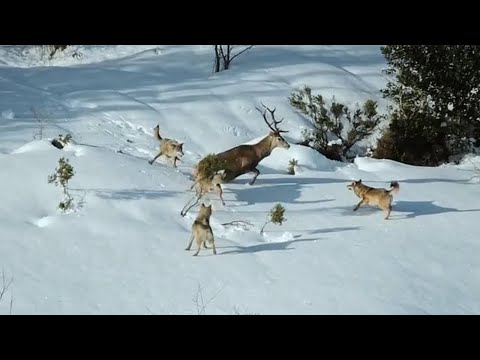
[222,125,242,137]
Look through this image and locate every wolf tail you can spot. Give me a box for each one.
[389,181,400,195]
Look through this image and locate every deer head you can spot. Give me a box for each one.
[256,103,290,150]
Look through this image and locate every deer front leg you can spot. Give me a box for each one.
[149,151,163,165]
[249,168,260,186]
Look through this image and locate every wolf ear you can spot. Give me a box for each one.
[358,179,362,183]
[201,203,205,207]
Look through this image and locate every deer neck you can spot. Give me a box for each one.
[254,135,275,160]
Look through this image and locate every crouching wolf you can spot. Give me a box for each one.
[148,125,184,168]
[347,180,400,220]
[185,203,216,256]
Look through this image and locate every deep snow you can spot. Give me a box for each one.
[0,45,479,315]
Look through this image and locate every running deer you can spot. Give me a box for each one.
[193,104,290,185]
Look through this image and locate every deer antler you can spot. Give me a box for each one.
[255,103,289,133]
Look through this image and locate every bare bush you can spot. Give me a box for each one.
[0,269,14,315]
[193,283,225,315]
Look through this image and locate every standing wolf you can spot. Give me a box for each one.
[348,180,400,220]
[185,203,216,256]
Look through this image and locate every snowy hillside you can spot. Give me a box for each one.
[1,45,479,315]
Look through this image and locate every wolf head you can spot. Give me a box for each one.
[198,203,213,219]
[347,179,362,191]
[174,142,184,157]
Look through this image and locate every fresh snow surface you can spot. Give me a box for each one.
[0,45,479,315]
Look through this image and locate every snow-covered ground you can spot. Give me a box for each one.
[0,45,479,315]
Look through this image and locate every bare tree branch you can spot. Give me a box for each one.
[213,45,221,73]
[229,45,254,63]
[0,269,13,304]
[9,292,13,315]
[221,220,254,231]
[213,45,254,73]
[227,45,232,63]
[218,46,224,63]
[221,220,253,227]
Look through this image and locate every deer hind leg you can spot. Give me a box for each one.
[189,179,201,192]
[249,168,260,186]
[180,194,201,217]
[149,150,164,165]
[215,184,225,206]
